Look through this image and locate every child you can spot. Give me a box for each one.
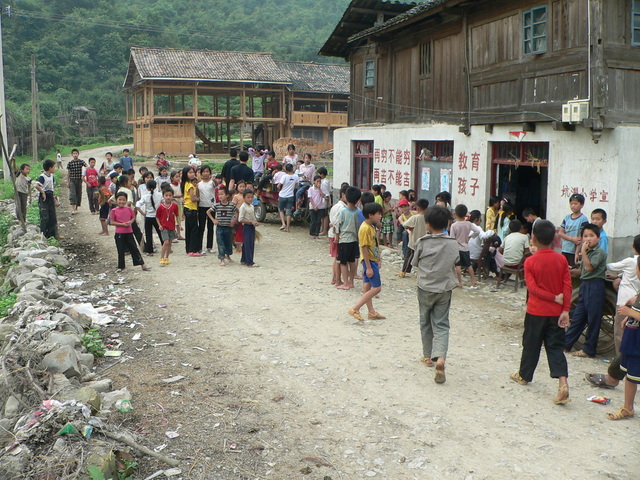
[510,220,572,405]
[348,202,385,321]
[110,192,151,272]
[101,152,115,175]
[67,148,87,214]
[591,208,608,254]
[558,193,588,266]
[15,164,32,225]
[169,171,184,240]
[197,165,216,254]
[522,207,541,231]
[156,166,170,186]
[138,179,163,256]
[412,205,459,383]
[372,185,383,206]
[85,157,100,214]
[468,210,494,276]
[485,196,500,231]
[56,149,63,169]
[565,223,607,357]
[606,235,640,354]
[181,166,201,257]
[283,143,298,165]
[497,220,530,287]
[232,180,247,253]
[607,256,640,420]
[395,190,409,248]
[238,190,259,267]
[399,198,428,277]
[335,187,362,290]
[34,160,59,239]
[308,175,324,239]
[329,185,348,286]
[156,187,179,265]
[208,186,237,266]
[317,167,331,236]
[381,192,395,247]
[138,171,154,198]
[108,171,118,194]
[156,152,169,170]
[397,195,413,257]
[277,164,298,232]
[495,202,514,241]
[450,204,481,288]
[97,176,111,236]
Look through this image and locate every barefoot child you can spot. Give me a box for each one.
[156,187,179,265]
[348,202,385,321]
[608,256,640,420]
[238,190,259,267]
[110,192,151,272]
[335,187,362,290]
[510,220,572,404]
[208,186,237,266]
[412,206,458,383]
[97,176,111,236]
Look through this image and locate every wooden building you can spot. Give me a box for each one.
[123,46,349,156]
[322,0,640,258]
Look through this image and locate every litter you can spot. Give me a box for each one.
[162,375,185,384]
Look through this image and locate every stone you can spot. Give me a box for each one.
[48,331,81,349]
[4,395,22,418]
[20,257,51,270]
[62,303,111,329]
[0,444,31,479]
[21,280,45,292]
[48,255,70,268]
[85,379,112,393]
[77,353,95,369]
[16,249,49,261]
[40,345,81,378]
[101,388,131,410]
[86,444,118,480]
[0,418,16,442]
[59,386,101,413]
[51,373,73,393]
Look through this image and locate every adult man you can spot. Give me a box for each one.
[119,148,134,171]
[66,148,87,214]
[229,151,255,190]
[221,149,240,186]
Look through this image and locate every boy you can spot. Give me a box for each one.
[497,220,530,288]
[591,208,608,254]
[450,204,481,288]
[317,166,332,236]
[119,148,134,171]
[485,196,500,231]
[399,198,428,277]
[156,152,169,170]
[558,193,588,266]
[329,185,348,286]
[56,149,63,169]
[468,209,494,276]
[522,208,541,231]
[606,234,640,354]
[565,223,607,357]
[349,202,385,321]
[335,186,362,290]
[412,205,459,384]
[238,190,260,268]
[208,186,237,267]
[15,164,32,225]
[101,151,115,174]
[277,163,299,232]
[85,157,100,214]
[34,160,59,238]
[67,148,87,214]
[510,220,572,405]
[156,187,179,266]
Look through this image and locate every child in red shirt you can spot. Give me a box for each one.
[85,157,100,214]
[156,187,179,266]
[110,192,151,273]
[511,219,572,405]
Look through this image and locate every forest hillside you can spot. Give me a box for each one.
[2,0,355,141]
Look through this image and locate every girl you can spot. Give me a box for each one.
[232,181,247,254]
[97,176,111,236]
[156,166,170,186]
[138,171,154,199]
[197,165,216,254]
[111,174,144,246]
[156,187,179,265]
[110,192,151,273]
[308,175,324,239]
[138,180,163,256]
[238,189,260,267]
[181,166,201,256]
[496,202,514,241]
[170,171,184,240]
[283,143,298,165]
[381,191,395,247]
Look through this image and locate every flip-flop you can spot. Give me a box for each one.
[585,373,616,389]
[553,384,571,405]
[571,350,594,358]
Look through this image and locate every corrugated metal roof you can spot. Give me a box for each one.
[319,0,417,58]
[276,61,350,94]
[125,46,291,87]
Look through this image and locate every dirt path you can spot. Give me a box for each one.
[56,146,637,479]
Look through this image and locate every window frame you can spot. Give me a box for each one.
[419,41,432,77]
[632,0,640,46]
[522,5,548,56]
[364,60,375,88]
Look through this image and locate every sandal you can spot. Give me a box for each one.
[421,356,434,367]
[571,350,594,358]
[585,373,617,389]
[607,406,634,421]
[510,372,529,385]
[553,384,571,405]
[435,361,446,384]
[368,312,386,320]
[348,308,363,322]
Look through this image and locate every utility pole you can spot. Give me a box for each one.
[31,54,38,163]
[0,10,10,178]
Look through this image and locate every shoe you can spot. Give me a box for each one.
[510,372,528,385]
[348,308,363,321]
[421,356,434,367]
[368,312,386,320]
[188,252,202,257]
[199,251,207,255]
[553,384,571,405]
[208,249,216,254]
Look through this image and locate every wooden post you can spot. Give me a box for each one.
[226,95,231,151]
[31,55,38,162]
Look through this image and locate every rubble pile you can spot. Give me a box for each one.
[0,223,177,479]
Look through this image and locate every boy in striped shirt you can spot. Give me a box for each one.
[208,186,238,266]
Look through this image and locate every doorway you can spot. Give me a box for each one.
[491,142,549,219]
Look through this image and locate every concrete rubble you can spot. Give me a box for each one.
[0,220,177,478]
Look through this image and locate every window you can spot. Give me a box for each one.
[415,141,454,162]
[364,60,375,88]
[419,42,432,76]
[353,141,374,190]
[633,1,640,45]
[523,6,548,55]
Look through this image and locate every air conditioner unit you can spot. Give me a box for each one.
[562,104,572,123]
[571,101,589,123]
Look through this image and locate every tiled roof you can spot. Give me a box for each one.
[124,46,291,87]
[348,0,451,42]
[319,0,417,58]
[276,61,350,94]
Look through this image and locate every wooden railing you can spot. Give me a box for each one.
[291,111,347,127]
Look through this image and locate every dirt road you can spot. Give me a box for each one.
[56,146,636,479]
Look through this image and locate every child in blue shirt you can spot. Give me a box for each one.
[558,193,588,267]
[591,208,608,254]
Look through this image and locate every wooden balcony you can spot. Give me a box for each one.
[291,111,347,127]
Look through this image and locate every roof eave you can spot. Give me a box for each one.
[128,77,292,86]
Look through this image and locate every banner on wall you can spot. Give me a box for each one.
[421,167,430,191]
[372,147,412,190]
[440,169,451,193]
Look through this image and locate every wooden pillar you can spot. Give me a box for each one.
[194,86,199,120]
[226,95,231,151]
